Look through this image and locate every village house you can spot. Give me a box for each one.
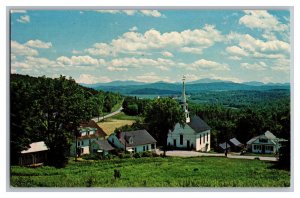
[18,141,49,166]
[219,137,244,152]
[90,139,115,156]
[70,120,107,156]
[108,129,157,153]
[167,76,211,152]
[246,131,287,154]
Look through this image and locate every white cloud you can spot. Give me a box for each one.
[271,58,290,73]
[72,50,82,54]
[239,10,288,32]
[140,10,162,18]
[190,59,230,71]
[226,46,248,56]
[25,40,52,49]
[228,56,242,60]
[227,32,290,60]
[85,25,223,57]
[95,10,163,18]
[107,67,128,72]
[161,51,174,57]
[76,74,111,84]
[11,40,38,56]
[17,15,30,23]
[11,56,57,73]
[56,56,104,66]
[180,47,203,54]
[241,62,267,71]
[129,26,138,31]
[135,72,173,83]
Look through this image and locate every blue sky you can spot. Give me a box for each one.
[10,9,290,84]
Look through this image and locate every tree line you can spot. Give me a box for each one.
[10,74,122,167]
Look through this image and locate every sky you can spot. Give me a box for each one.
[10,9,291,84]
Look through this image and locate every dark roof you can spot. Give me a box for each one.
[93,139,115,151]
[118,129,157,147]
[229,138,243,147]
[187,115,211,133]
[219,142,231,150]
[79,120,107,138]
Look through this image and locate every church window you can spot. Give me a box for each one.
[200,135,201,144]
[203,134,205,143]
[180,135,183,145]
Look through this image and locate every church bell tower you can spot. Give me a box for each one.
[181,75,190,123]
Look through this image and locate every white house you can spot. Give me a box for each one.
[167,76,211,152]
[246,131,287,154]
[108,129,157,153]
[70,120,107,156]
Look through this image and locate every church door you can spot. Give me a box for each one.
[173,139,176,147]
[187,140,190,149]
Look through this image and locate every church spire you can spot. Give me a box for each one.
[181,75,190,123]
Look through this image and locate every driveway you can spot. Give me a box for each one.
[156,150,278,162]
[91,106,124,122]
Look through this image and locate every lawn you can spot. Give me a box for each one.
[10,156,290,187]
[97,118,135,136]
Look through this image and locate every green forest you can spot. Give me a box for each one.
[10,74,122,167]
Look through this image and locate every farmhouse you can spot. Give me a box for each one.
[108,129,157,153]
[70,120,107,156]
[246,131,287,154]
[167,76,211,152]
[18,141,49,166]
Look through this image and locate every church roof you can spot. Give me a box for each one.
[187,115,211,133]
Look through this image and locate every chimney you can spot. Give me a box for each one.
[116,130,121,139]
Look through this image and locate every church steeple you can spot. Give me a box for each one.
[181,75,190,123]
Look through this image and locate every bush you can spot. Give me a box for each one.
[151,152,159,157]
[82,154,99,160]
[133,152,142,158]
[142,151,152,157]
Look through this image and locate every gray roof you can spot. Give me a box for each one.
[93,139,115,151]
[229,138,243,147]
[219,142,231,150]
[119,129,157,147]
[247,131,280,145]
[21,141,49,154]
[187,115,211,133]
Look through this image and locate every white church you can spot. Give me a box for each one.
[167,76,211,152]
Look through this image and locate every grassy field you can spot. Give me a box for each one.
[10,156,290,187]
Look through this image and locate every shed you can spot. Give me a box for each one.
[18,141,49,166]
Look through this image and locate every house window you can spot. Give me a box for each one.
[200,135,201,144]
[254,145,262,150]
[266,146,273,151]
[207,133,209,142]
[81,141,84,146]
[143,146,145,151]
[89,139,91,145]
[151,144,155,149]
[134,147,137,153]
[259,138,268,143]
[146,145,149,150]
[180,134,183,145]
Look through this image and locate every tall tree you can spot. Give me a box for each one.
[144,98,185,156]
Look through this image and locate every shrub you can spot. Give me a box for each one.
[142,151,152,157]
[82,154,98,160]
[133,152,142,158]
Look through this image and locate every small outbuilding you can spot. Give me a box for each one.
[90,139,115,156]
[18,141,49,166]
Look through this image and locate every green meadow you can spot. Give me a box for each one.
[10,157,290,187]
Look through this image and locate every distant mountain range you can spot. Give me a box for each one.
[81,79,290,95]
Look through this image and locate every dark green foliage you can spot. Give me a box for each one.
[122,96,150,116]
[10,74,122,167]
[144,98,186,155]
[278,141,290,170]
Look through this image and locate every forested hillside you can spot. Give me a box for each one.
[10,74,122,167]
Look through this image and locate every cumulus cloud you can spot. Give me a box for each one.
[11,40,38,56]
[161,51,174,57]
[95,10,163,18]
[239,10,288,32]
[227,32,290,61]
[76,74,111,84]
[241,62,268,71]
[17,15,30,23]
[190,59,230,71]
[226,46,248,56]
[129,26,138,31]
[25,40,52,49]
[56,56,104,66]
[85,25,223,57]
[135,72,173,83]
